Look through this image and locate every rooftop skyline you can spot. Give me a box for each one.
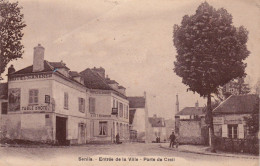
[2,0,260,118]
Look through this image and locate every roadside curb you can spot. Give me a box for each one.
[159,145,259,159]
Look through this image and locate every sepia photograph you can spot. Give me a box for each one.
[0,0,259,166]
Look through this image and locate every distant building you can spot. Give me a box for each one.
[128,96,146,142]
[175,101,209,145]
[213,94,259,139]
[148,114,167,143]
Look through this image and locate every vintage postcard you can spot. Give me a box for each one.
[0,0,259,166]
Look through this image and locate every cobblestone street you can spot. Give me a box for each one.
[0,143,258,166]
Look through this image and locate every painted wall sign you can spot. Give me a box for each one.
[9,88,21,112]
[9,73,52,81]
[213,117,224,124]
[21,105,50,111]
[91,114,111,118]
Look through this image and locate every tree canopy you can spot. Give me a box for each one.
[173,2,250,152]
[0,0,26,77]
[173,2,250,97]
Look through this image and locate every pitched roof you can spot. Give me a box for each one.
[128,97,145,108]
[80,68,113,90]
[0,83,8,99]
[176,107,205,116]
[69,71,82,77]
[148,117,165,127]
[118,85,126,89]
[49,62,70,70]
[213,94,259,114]
[10,60,53,75]
[9,61,85,87]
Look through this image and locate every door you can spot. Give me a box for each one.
[56,116,67,145]
[78,123,86,144]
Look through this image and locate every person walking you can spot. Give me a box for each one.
[169,131,176,148]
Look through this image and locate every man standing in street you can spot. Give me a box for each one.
[169,131,176,148]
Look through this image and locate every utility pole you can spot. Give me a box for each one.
[144,91,149,143]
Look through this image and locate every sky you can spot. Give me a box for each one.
[2,0,260,119]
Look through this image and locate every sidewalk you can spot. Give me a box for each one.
[159,143,259,159]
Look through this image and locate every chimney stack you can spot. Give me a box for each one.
[176,94,179,113]
[33,44,45,72]
[8,65,16,75]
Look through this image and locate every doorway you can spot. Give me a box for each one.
[56,116,67,145]
[78,123,86,144]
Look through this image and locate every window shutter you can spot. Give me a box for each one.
[238,124,244,139]
[94,121,99,136]
[78,98,81,112]
[93,98,95,113]
[83,99,85,112]
[222,124,228,138]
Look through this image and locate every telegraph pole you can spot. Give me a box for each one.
[144,91,149,143]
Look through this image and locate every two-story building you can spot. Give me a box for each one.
[1,44,89,145]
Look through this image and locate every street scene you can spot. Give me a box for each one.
[0,0,259,166]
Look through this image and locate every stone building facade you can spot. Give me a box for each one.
[175,102,209,145]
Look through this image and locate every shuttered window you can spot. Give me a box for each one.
[89,97,96,113]
[64,92,69,109]
[78,98,85,113]
[126,106,128,119]
[29,89,38,104]
[119,103,123,117]
[99,121,107,135]
[227,124,238,139]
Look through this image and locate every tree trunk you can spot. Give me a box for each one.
[207,94,216,152]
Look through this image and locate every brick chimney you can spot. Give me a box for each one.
[33,44,45,72]
[8,65,15,75]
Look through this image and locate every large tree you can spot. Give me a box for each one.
[173,2,250,152]
[0,0,26,78]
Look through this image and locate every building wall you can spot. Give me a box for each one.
[213,114,250,138]
[131,108,145,140]
[177,119,208,145]
[1,113,54,142]
[87,91,129,143]
[3,73,90,144]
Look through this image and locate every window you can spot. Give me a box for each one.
[78,98,85,113]
[126,106,128,119]
[1,102,7,114]
[119,103,123,117]
[113,99,116,108]
[99,121,107,135]
[228,124,238,139]
[89,97,96,113]
[64,92,69,109]
[29,89,38,104]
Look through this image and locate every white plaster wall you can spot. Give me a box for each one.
[52,74,87,117]
[132,108,145,133]
[8,78,52,113]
